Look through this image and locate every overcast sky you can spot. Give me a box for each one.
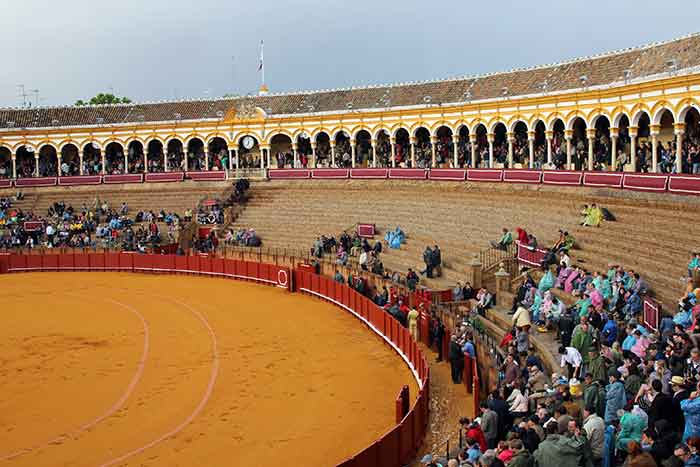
[2,0,700,107]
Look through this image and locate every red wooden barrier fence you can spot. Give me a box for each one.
[295,269,429,467]
[0,252,429,467]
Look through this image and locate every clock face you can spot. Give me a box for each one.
[242,136,255,150]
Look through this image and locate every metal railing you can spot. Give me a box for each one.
[478,242,516,271]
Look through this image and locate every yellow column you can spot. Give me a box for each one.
[430,135,438,167]
[34,154,39,177]
[650,125,660,173]
[545,130,553,166]
[310,142,316,168]
[469,134,477,168]
[610,128,618,171]
[507,132,514,167]
[586,128,596,171]
[452,134,459,168]
[57,149,62,176]
[675,123,686,174]
[565,130,573,170]
[330,141,336,167]
[629,128,637,172]
[369,139,377,167]
[389,137,396,168]
[410,136,416,168]
[11,154,16,179]
[292,143,298,168]
[527,131,535,169]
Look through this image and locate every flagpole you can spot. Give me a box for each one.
[258,40,268,95]
[260,40,265,87]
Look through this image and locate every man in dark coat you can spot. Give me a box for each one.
[648,379,674,428]
[558,309,575,347]
[671,375,691,429]
[432,245,442,278]
[449,335,464,384]
[433,316,445,362]
[422,246,434,278]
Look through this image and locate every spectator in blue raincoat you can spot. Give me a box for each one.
[538,268,554,293]
[605,369,626,424]
[601,317,617,347]
[681,383,700,441]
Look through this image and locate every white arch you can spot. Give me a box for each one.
[678,104,700,122]
[652,107,675,125]
[589,113,611,128]
[184,135,205,147]
[509,120,529,133]
[631,110,651,127]
[489,120,507,134]
[612,113,630,128]
[58,141,81,153]
[565,114,588,131]
[432,124,455,137]
[373,128,391,140]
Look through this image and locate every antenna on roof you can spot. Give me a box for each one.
[623,69,632,84]
[667,59,678,75]
[17,84,29,108]
[30,89,40,107]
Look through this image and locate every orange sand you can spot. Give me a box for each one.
[0,273,418,466]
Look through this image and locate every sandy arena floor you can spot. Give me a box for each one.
[0,273,418,467]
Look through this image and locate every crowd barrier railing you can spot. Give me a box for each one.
[0,251,291,289]
[295,269,429,467]
[265,168,700,196]
[6,169,700,198]
[0,253,429,467]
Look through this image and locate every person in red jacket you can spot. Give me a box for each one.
[460,417,487,452]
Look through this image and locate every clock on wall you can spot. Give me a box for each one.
[242,136,255,150]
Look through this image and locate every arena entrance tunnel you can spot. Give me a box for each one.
[0,251,429,467]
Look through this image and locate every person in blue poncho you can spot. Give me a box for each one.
[601,316,617,347]
[681,383,700,441]
[538,268,554,293]
[605,369,626,424]
[623,290,642,319]
[690,252,700,277]
[615,408,647,452]
[622,325,637,351]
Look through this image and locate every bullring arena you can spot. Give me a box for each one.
[0,256,425,466]
[2,31,700,467]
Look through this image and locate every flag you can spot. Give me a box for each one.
[258,40,264,72]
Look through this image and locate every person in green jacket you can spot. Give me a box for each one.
[582,373,601,413]
[587,349,608,384]
[615,409,647,452]
[581,203,603,227]
[571,322,594,364]
[538,268,554,293]
[575,297,592,318]
[689,252,700,277]
[606,264,619,286]
[490,227,513,251]
[508,439,533,467]
[534,423,591,467]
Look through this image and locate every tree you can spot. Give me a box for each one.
[75,93,132,106]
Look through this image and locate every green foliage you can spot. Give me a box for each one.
[75,93,132,106]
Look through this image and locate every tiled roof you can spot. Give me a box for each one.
[2,33,699,130]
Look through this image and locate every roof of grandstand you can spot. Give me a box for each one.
[2,33,700,129]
